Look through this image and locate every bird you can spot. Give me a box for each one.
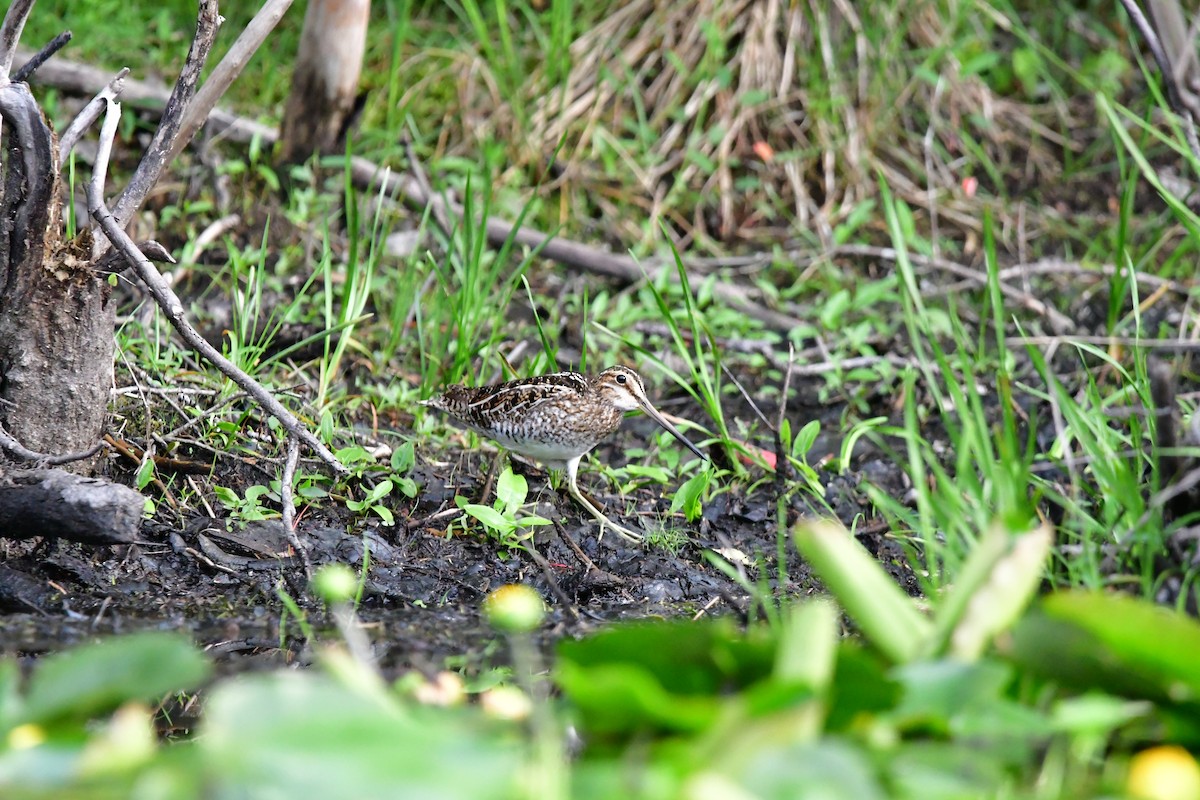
[423,366,706,543]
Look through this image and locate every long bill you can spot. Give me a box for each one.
[635,399,708,462]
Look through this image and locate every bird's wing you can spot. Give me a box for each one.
[463,372,588,419]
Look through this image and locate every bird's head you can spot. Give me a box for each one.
[593,366,706,461]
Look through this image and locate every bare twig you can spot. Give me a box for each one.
[1009,334,1200,351]
[0,0,35,79]
[86,98,347,479]
[12,30,71,83]
[787,353,915,377]
[192,214,241,258]
[89,95,121,240]
[58,67,128,163]
[1119,0,1200,161]
[998,258,1185,293]
[93,239,175,276]
[110,0,221,231]
[90,194,348,476]
[776,345,796,490]
[828,244,1076,333]
[403,133,453,237]
[168,0,295,163]
[523,538,583,620]
[0,422,103,466]
[18,45,276,143]
[280,437,312,578]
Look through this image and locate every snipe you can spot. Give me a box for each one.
[423,366,705,543]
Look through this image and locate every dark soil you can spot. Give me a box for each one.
[0,386,919,681]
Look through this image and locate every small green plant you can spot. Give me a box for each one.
[455,467,553,547]
[213,483,278,524]
[346,479,398,526]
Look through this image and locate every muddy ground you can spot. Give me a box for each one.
[1,85,1196,684]
[0,372,924,681]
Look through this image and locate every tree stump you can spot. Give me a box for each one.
[278,0,369,163]
[0,80,113,463]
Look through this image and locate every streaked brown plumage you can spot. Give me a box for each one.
[424,366,704,542]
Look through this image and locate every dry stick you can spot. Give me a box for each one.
[521,541,582,621]
[1008,335,1200,352]
[997,258,1185,292]
[788,353,915,377]
[22,47,804,333]
[348,157,807,332]
[279,437,312,578]
[403,134,453,236]
[0,0,35,79]
[167,0,296,165]
[11,30,71,84]
[1119,0,1200,161]
[828,243,1076,333]
[776,344,797,493]
[58,67,128,164]
[93,239,174,277]
[16,46,277,144]
[88,102,347,478]
[0,422,102,466]
[110,0,221,232]
[90,96,121,207]
[90,194,349,477]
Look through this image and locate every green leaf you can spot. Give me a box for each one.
[791,420,820,460]
[390,440,415,473]
[556,659,722,735]
[0,659,20,731]
[731,740,887,800]
[793,520,931,664]
[557,619,776,734]
[936,521,1053,660]
[1011,47,1043,95]
[134,457,156,491]
[670,470,709,521]
[20,633,210,725]
[201,672,518,798]
[818,289,852,329]
[494,469,528,515]
[462,504,514,533]
[1008,591,1200,705]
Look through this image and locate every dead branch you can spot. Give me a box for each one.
[92,239,175,276]
[12,29,70,83]
[169,0,295,164]
[1008,335,1200,351]
[0,468,142,544]
[0,82,55,278]
[279,436,312,578]
[1120,0,1200,161]
[89,189,349,477]
[110,0,221,231]
[58,67,128,163]
[86,98,348,478]
[0,0,35,79]
[18,46,277,144]
[0,422,102,466]
[827,244,1076,333]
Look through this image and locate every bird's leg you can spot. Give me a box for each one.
[565,456,643,543]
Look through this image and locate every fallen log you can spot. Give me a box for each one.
[0,468,143,544]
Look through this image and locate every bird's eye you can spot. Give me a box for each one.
[616,374,626,384]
